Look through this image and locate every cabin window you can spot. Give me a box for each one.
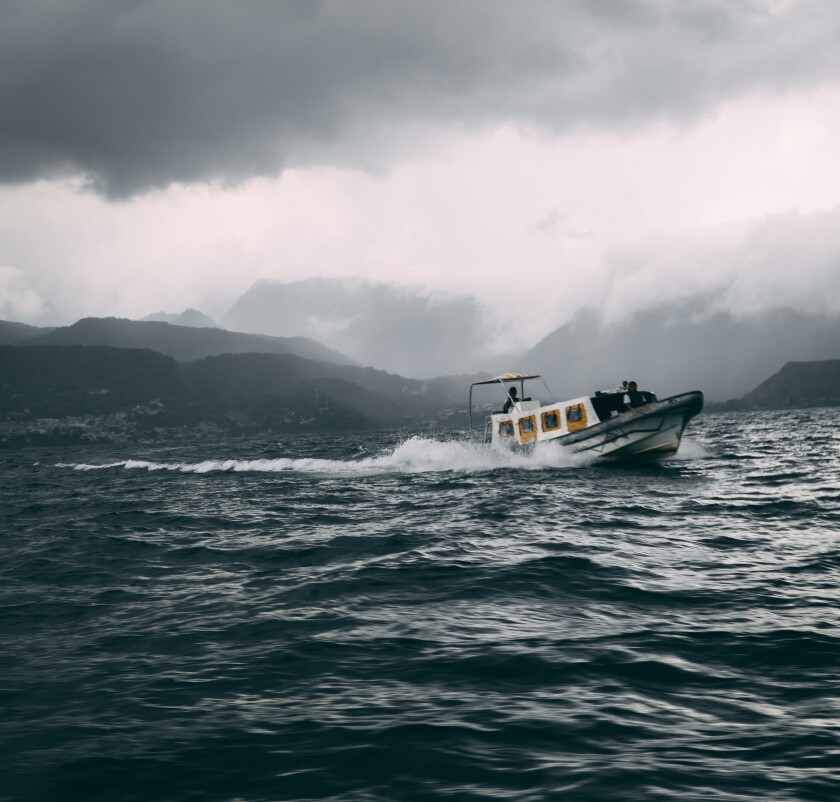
[498,421,515,438]
[518,415,537,443]
[541,410,561,431]
[565,403,587,432]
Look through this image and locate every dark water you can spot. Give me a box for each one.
[2,411,839,802]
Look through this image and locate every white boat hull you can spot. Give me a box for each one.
[566,409,688,459]
[550,392,703,460]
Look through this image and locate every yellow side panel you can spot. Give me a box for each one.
[518,415,537,444]
[565,403,587,432]
[541,408,562,432]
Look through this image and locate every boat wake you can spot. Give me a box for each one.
[57,436,599,476]
[668,437,712,460]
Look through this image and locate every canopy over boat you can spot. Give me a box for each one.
[468,373,546,432]
[469,372,540,387]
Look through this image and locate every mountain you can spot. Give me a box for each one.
[183,353,453,431]
[0,345,201,419]
[141,308,217,328]
[22,317,355,365]
[521,305,840,402]
[221,278,493,377]
[0,345,482,445]
[0,319,55,344]
[183,352,480,419]
[720,359,840,410]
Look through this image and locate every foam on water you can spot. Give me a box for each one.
[57,436,595,476]
[669,436,712,460]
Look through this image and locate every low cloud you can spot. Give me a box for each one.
[222,278,497,377]
[597,205,840,324]
[0,265,48,322]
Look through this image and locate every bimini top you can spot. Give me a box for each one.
[470,372,540,388]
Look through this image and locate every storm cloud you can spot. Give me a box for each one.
[4,0,840,196]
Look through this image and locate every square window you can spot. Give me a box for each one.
[517,416,538,442]
[542,410,560,430]
[499,421,514,437]
[565,404,587,431]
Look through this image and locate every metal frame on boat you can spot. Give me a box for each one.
[468,373,703,460]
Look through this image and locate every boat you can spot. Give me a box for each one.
[468,373,703,460]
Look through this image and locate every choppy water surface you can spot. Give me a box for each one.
[2,410,839,801]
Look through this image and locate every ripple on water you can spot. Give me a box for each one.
[1,411,839,801]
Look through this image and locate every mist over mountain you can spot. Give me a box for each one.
[521,303,840,402]
[6,290,840,448]
[24,317,355,365]
[141,309,217,328]
[183,353,479,427]
[222,278,499,377]
[7,284,840,418]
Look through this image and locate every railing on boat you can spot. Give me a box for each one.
[483,418,493,444]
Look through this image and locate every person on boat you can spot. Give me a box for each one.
[623,381,649,409]
[503,386,519,413]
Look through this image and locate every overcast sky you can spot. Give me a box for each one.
[2,0,840,347]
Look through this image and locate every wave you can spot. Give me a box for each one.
[56,436,596,476]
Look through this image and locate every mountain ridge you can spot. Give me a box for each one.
[20,317,356,365]
[0,319,55,345]
[0,344,484,446]
[708,359,840,411]
[141,308,218,328]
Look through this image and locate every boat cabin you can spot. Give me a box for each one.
[468,373,656,447]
